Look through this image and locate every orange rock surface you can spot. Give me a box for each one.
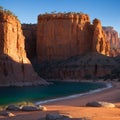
[0,11,48,86]
[103,27,120,56]
[103,27,120,49]
[92,19,110,56]
[37,13,110,62]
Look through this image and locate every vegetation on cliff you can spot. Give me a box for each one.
[0,6,18,20]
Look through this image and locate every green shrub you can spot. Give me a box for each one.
[0,6,18,20]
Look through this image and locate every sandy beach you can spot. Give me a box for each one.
[0,81,120,120]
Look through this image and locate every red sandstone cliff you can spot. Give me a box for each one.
[92,19,110,56]
[0,10,48,86]
[21,22,120,60]
[103,27,120,48]
[103,27,120,56]
[37,13,110,62]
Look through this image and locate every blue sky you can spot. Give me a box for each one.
[0,0,120,33]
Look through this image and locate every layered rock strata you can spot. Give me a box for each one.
[103,27,120,49]
[103,27,120,56]
[37,13,110,62]
[21,23,120,60]
[0,11,48,86]
[39,53,117,80]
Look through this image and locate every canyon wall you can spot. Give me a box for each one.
[92,19,110,56]
[103,27,120,49]
[22,24,37,59]
[21,24,120,60]
[39,52,117,80]
[0,11,48,86]
[103,27,120,56]
[37,13,110,62]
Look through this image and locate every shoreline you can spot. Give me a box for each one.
[35,82,112,105]
[43,81,120,107]
[1,81,120,120]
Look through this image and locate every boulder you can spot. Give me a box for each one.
[6,105,20,111]
[86,101,115,108]
[46,113,72,120]
[21,105,39,111]
[37,105,47,111]
[79,118,91,120]
[0,111,15,117]
[86,101,101,107]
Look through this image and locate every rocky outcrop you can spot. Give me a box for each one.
[46,113,72,120]
[0,10,48,86]
[103,27,120,56]
[39,52,117,80]
[5,104,46,112]
[86,101,115,108]
[22,24,37,59]
[37,13,110,62]
[6,105,20,111]
[103,27,120,48]
[92,19,110,56]
[110,48,120,57]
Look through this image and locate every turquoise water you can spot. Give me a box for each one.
[0,82,106,105]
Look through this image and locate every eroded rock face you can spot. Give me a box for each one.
[39,52,117,80]
[37,13,110,62]
[103,27,120,48]
[103,27,120,56]
[0,11,48,86]
[92,19,110,56]
[22,24,37,59]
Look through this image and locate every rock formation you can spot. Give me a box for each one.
[37,13,110,62]
[92,19,110,56]
[22,24,37,59]
[103,27,120,48]
[103,27,120,56]
[21,21,120,60]
[0,10,48,86]
[39,52,117,80]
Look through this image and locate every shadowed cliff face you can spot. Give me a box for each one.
[0,54,48,86]
[38,52,118,80]
[22,24,37,59]
[0,11,48,86]
[37,13,110,62]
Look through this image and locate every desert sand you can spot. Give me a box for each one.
[0,81,120,120]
